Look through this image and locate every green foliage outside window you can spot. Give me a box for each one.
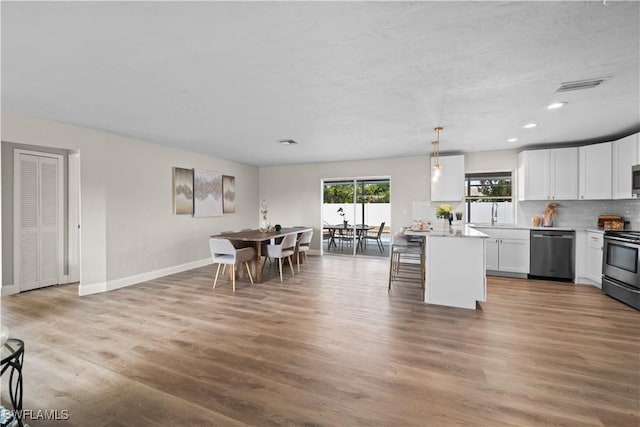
[477,179,511,202]
[323,182,390,204]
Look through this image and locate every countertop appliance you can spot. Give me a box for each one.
[602,230,640,310]
[529,230,575,280]
[632,164,640,197]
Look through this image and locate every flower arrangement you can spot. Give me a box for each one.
[337,207,347,226]
[543,202,560,227]
[259,199,271,231]
[436,204,454,219]
[260,199,268,221]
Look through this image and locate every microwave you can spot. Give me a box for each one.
[633,164,640,197]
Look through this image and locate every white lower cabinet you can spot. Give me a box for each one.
[586,231,604,285]
[472,227,530,277]
[485,238,499,271]
[499,238,530,273]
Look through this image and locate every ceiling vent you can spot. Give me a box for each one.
[278,139,298,145]
[555,78,607,92]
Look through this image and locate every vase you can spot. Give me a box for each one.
[260,219,270,232]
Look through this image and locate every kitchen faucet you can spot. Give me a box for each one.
[491,201,498,225]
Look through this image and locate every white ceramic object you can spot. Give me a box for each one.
[0,324,9,345]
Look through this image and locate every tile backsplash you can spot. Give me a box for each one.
[518,199,640,230]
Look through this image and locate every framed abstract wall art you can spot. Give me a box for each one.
[193,169,223,217]
[172,167,194,215]
[222,175,236,213]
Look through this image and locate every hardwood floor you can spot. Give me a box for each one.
[1,256,638,426]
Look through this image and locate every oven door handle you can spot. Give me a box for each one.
[604,236,640,247]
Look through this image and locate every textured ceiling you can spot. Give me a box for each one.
[2,1,639,166]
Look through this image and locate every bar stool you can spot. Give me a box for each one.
[388,231,425,295]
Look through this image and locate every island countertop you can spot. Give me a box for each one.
[404,224,488,238]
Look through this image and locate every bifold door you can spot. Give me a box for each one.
[14,151,63,291]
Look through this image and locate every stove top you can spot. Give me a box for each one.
[605,230,640,242]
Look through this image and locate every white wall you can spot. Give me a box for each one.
[465,149,519,173]
[258,157,430,251]
[322,203,390,227]
[519,199,640,229]
[1,112,259,294]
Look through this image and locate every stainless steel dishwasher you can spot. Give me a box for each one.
[529,230,575,280]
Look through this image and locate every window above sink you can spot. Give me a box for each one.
[465,172,514,225]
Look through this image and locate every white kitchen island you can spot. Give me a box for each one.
[405,225,488,310]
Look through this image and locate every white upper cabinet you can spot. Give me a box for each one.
[431,154,464,201]
[579,142,612,200]
[518,150,549,200]
[612,133,639,199]
[518,147,578,201]
[551,147,579,200]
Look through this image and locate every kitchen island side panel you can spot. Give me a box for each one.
[426,236,486,309]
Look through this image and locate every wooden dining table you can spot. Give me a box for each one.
[211,227,313,282]
[323,224,372,251]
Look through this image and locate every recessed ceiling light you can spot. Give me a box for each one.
[522,123,537,129]
[278,139,298,145]
[546,102,567,110]
[507,138,518,143]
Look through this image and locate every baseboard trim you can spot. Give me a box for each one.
[309,249,321,256]
[575,277,602,288]
[1,284,19,296]
[79,258,212,296]
[79,281,106,296]
[486,270,528,279]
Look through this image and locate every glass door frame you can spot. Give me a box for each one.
[321,175,391,257]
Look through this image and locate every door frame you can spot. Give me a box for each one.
[13,149,65,291]
[68,152,81,283]
[321,175,391,257]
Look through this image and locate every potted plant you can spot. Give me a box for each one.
[337,207,347,228]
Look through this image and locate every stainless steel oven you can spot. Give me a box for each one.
[602,231,640,310]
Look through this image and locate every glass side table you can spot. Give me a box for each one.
[1,339,24,427]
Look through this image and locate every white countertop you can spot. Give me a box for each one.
[405,224,488,238]
[467,224,607,232]
[404,223,609,238]
[469,223,576,231]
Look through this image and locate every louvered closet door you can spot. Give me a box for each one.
[17,153,60,291]
[19,154,40,290]
[39,156,60,287]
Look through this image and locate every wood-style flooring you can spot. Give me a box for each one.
[1,255,638,426]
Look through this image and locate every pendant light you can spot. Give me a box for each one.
[432,127,443,182]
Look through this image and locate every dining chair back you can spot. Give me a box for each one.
[364,221,386,253]
[263,232,298,282]
[209,238,255,292]
[296,230,314,272]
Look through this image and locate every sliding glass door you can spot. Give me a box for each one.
[322,177,390,257]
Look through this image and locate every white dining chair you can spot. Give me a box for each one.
[262,232,297,282]
[209,238,255,292]
[296,230,314,272]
